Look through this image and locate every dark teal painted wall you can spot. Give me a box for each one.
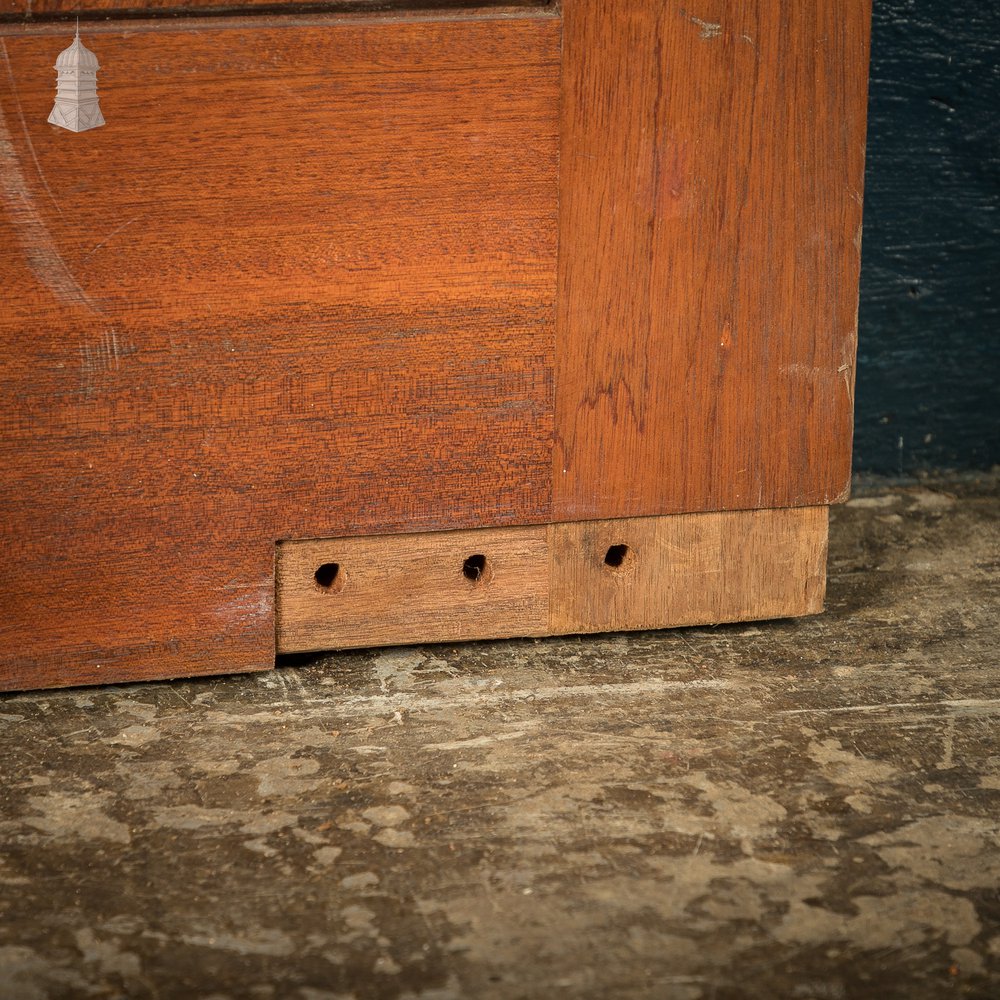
[855,0,999,474]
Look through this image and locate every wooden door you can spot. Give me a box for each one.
[0,1,871,690]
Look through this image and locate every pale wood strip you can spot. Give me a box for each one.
[549,508,828,635]
[276,525,551,653]
[276,508,828,653]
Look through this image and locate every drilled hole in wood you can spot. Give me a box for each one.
[604,544,631,569]
[462,553,492,584]
[314,562,344,593]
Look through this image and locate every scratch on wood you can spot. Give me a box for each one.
[0,103,101,313]
[78,327,139,395]
[84,217,139,261]
[838,363,854,405]
[687,15,722,40]
[0,39,62,216]
[212,590,272,630]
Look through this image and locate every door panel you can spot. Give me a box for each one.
[0,12,559,689]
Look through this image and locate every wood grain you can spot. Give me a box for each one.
[555,0,872,520]
[1,1,870,690]
[548,507,828,636]
[0,13,559,691]
[276,507,828,652]
[277,525,550,652]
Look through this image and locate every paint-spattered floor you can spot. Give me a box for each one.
[1,480,998,1000]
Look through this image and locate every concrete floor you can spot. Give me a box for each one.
[1,479,998,1000]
